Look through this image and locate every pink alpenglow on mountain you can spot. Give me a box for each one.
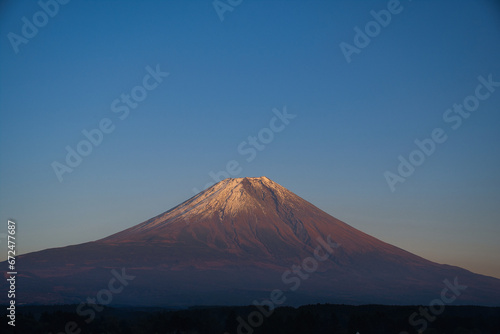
[3,177,500,306]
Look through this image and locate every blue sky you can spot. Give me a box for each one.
[1,0,500,278]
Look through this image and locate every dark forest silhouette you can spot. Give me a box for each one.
[2,303,499,334]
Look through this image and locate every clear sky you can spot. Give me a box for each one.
[1,0,499,278]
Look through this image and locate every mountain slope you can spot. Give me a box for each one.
[2,177,500,306]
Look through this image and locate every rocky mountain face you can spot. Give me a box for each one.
[3,177,500,306]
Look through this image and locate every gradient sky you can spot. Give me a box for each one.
[1,0,499,278]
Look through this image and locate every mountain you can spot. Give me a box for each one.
[2,176,500,306]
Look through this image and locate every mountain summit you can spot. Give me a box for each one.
[99,176,433,270]
[4,177,500,306]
